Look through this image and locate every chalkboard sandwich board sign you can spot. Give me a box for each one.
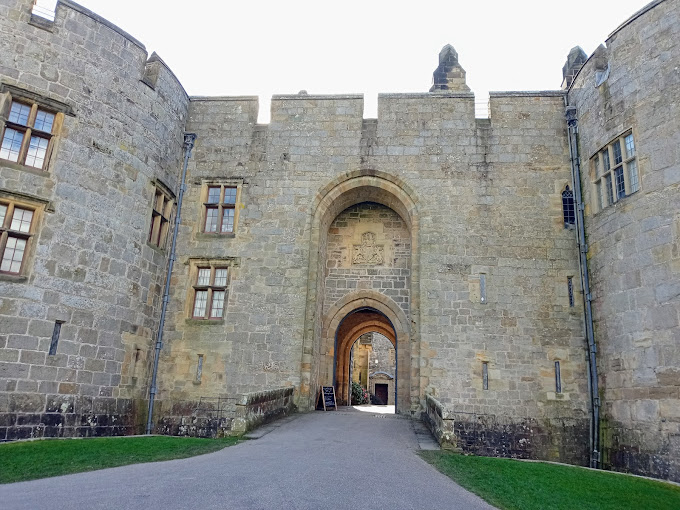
[317,386,337,411]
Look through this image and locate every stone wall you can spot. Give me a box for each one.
[324,202,411,317]
[0,0,188,439]
[567,0,680,481]
[424,393,590,464]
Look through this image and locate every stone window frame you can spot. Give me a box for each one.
[561,185,576,228]
[0,84,73,173]
[199,181,242,236]
[590,130,639,213]
[147,181,175,250]
[0,191,46,278]
[186,258,234,321]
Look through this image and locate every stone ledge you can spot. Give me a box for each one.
[379,92,474,99]
[490,91,566,97]
[272,94,364,101]
[190,96,259,102]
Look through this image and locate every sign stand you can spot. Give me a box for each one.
[317,386,337,411]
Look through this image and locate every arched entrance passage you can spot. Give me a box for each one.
[334,308,396,406]
[322,291,411,412]
[299,170,420,414]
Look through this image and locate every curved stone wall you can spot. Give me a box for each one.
[0,0,188,439]
[568,0,680,481]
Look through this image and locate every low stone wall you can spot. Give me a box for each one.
[422,394,589,465]
[232,387,296,434]
[153,397,237,438]
[0,394,143,440]
[422,394,456,449]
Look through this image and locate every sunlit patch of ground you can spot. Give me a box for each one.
[351,404,395,414]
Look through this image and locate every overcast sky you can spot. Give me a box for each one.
[39,0,651,122]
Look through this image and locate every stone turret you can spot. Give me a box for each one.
[430,44,470,92]
[561,46,588,89]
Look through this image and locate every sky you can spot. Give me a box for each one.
[37,0,652,122]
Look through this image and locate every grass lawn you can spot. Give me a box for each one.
[0,435,238,484]
[420,451,680,510]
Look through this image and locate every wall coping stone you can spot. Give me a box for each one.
[608,0,666,40]
[490,91,566,97]
[272,94,364,101]
[60,0,146,51]
[190,96,259,102]
[379,92,474,99]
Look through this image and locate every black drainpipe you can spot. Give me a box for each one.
[146,133,197,435]
[564,103,600,468]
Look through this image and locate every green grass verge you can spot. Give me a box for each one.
[420,451,680,510]
[0,435,238,484]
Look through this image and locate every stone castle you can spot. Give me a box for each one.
[0,0,678,482]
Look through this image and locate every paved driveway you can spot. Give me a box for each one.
[1,408,495,510]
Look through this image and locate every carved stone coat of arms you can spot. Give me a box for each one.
[353,232,384,265]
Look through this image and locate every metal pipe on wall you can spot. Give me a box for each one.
[146,133,197,435]
[564,103,601,468]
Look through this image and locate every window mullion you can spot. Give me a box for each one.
[0,231,8,261]
[18,127,32,164]
[206,288,214,319]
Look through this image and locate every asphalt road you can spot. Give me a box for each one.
[1,408,495,510]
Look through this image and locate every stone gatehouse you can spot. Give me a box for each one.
[0,0,678,482]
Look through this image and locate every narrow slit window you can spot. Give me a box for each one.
[555,361,562,394]
[482,362,489,390]
[196,354,204,383]
[479,273,486,304]
[567,276,575,307]
[49,321,63,355]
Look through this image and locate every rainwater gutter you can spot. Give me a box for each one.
[146,133,197,435]
[564,102,601,468]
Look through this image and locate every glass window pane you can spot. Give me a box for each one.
[625,134,635,158]
[197,268,211,286]
[0,128,24,162]
[9,102,31,126]
[601,149,610,171]
[25,136,49,168]
[221,208,234,233]
[628,159,639,193]
[207,187,221,204]
[612,140,622,165]
[204,207,218,232]
[0,204,6,226]
[210,291,225,318]
[34,110,55,133]
[604,174,614,206]
[11,207,33,232]
[614,167,625,199]
[223,187,237,204]
[1,236,26,273]
[193,290,207,317]
[214,268,228,287]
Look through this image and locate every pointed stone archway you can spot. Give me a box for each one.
[298,170,420,414]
